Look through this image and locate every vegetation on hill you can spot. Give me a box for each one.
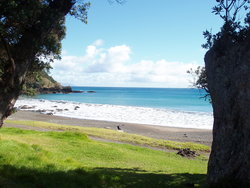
[21,71,61,96]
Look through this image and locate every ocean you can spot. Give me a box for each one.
[15,87,213,129]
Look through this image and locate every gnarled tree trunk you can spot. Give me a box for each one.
[205,32,250,187]
[0,88,20,127]
[0,59,29,127]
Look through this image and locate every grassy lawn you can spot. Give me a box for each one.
[6,120,210,152]
[0,122,208,187]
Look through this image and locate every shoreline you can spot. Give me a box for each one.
[15,98,213,130]
[6,111,213,146]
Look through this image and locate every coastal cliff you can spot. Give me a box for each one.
[22,71,73,95]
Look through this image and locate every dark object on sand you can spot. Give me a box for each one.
[35,109,46,113]
[116,125,124,132]
[74,106,80,110]
[20,105,34,109]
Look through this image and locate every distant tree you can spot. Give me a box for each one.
[0,0,122,127]
[199,0,250,187]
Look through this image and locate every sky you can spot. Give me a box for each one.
[50,0,224,88]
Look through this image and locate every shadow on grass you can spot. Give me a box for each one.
[0,165,207,188]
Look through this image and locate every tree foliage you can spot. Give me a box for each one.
[0,0,90,78]
[0,0,91,125]
[212,0,249,23]
[187,66,210,100]
[0,0,124,125]
[202,0,249,50]
[188,0,249,99]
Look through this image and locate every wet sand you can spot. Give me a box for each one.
[6,111,213,146]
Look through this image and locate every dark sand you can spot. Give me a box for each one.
[6,111,212,146]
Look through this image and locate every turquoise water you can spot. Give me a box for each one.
[33,87,212,112]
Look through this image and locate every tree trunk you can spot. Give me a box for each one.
[0,60,28,127]
[205,33,250,187]
[0,89,19,127]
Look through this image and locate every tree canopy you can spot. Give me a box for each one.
[189,0,249,97]
[0,0,91,125]
[0,0,90,79]
[0,0,124,126]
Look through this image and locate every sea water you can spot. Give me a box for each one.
[15,87,213,129]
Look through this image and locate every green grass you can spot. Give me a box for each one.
[0,126,208,187]
[6,120,210,152]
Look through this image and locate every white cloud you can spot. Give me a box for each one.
[51,40,201,88]
[86,45,97,57]
[85,45,131,73]
[93,39,104,46]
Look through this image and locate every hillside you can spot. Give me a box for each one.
[22,71,70,95]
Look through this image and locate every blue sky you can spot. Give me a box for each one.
[51,0,224,88]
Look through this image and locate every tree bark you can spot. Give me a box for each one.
[0,58,29,127]
[0,89,19,127]
[205,33,250,187]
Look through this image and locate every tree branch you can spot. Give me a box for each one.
[232,0,247,21]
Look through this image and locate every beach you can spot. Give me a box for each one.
[15,97,213,130]
[6,111,213,146]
